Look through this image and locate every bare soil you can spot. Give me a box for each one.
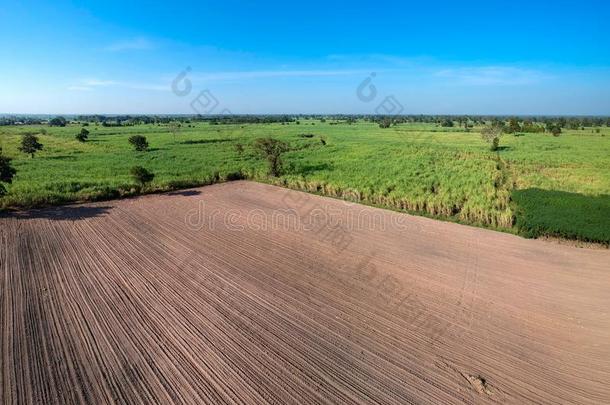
[1,181,609,404]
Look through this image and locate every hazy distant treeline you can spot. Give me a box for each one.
[1,114,609,128]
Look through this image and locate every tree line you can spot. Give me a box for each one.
[3,114,609,128]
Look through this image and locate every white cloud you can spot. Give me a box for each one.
[104,37,154,52]
[191,69,367,82]
[68,78,168,92]
[67,86,93,91]
[434,66,549,86]
[83,79,118,87]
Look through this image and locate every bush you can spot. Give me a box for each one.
[75,128,89,142]
[130,166,154,186]
[0,149,16,196]
[551,126,562,137]
[128,135,149,151]
[19,133,43,158]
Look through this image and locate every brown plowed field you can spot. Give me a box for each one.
[1,181,609,404]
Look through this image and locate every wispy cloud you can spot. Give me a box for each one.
[68,78,167,92]
[67,86,93,91]
[83,79,118,87]
[104,37,154,52]
[190,69,368,82]
[67,79,117,91]
[434,66,550,86]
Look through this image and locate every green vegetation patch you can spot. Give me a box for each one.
[0,119,609,244]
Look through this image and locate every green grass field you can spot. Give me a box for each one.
[1,120,609,244]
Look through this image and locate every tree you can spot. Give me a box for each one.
[75,128,89,142]
[551,126,562,137]
[440,118,454,127]
[0,148,16,197]
[130,166,154,186]
[128,135,149,151]
[48,116,67,127]
[506,118,521,134]
[379,119,392,128]
[253,138,289,177]
[480,126,502,151]
[19,133,43,158]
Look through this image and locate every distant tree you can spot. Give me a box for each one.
[551,126,562,137]
[48,116,67,127]
[440,119,454,127]
[506,118,522,134]
[128,135,149,151]
[19,133,43,158]
[522,121,543,133]
[0,148,16,197]
[379,119,392,128]
[75,128,89,142]
[481,126,503,151]
[130,166,154,186]
[253,138,289,177]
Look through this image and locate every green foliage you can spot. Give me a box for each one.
[0,149,16,196]
[128,135,149,151]
[522,121,544,133]
[19,133,43,158]
[0,120,608,243]
[130,166,154,186]
[253,137,289,177]
[48,116,67,127]
[513,189,610,244]
[75,128,89,142]
[551,126,562,137]
[0,151,16,184]
[379,119,392,128]
[506,118,522,134]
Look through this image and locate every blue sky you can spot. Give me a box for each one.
[1,0,609,114]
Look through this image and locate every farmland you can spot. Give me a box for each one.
[0,119,609,243]
[2,181,609,404]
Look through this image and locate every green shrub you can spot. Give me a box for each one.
[128,135,149,151]
[75,128,89,142]
[130,166,154,186]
